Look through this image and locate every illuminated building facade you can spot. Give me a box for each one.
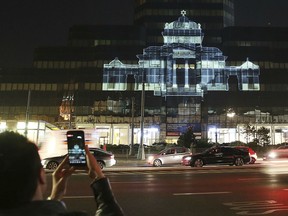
[104,12,259,95]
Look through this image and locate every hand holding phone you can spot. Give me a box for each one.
[66,130,87,166]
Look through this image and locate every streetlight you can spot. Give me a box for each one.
[137,68,145,160]
[24,90,31,137]
[129,97,135,156]
[215,125,218,144]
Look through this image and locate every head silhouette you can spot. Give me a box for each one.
[0,131,42,209]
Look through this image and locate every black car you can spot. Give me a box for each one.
[41,148,116,170]
[189,146,250,167]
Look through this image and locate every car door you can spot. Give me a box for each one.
[174,147,190,164]
[203,147,223,164]
[160,148,176,164]
[220,147,235,164]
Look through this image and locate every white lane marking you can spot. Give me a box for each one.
[223,200,288,215]
[173,191,231,196]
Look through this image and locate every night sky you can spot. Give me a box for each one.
[0,0,287,68]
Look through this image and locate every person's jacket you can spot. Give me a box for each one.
[0,177,125,216]
[92,177,124,216]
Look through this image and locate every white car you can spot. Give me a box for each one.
[147,147,191,167]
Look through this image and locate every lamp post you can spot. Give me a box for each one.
[215,125,218,144]
[137,68,145,160]
[68,95,74,129]
[24,90,31,137]
[129,97,135,156]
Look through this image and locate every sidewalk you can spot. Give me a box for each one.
[114,155,148,167]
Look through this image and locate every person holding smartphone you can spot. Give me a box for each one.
[0,131,124,216]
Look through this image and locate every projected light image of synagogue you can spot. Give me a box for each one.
[103,10,260,97]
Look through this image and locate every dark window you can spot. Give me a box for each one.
[248,77,254,89]
[166,149,175,154]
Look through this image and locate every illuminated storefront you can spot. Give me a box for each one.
[208,124,288,145]
[75,120,160,146]
[0,120,52,146]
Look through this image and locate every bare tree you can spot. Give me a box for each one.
[241,123,256,144]
[256,127,270,147]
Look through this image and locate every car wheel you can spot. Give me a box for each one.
[250,157,256,164]
[193,159,204,167]
[153,159,162,167]
[97,161,105,169]
[46,161,59,170]
[234,157,244,166]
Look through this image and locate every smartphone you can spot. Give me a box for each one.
[66,130,87,166]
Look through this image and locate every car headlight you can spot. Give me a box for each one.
[147,156,154,162]
[41,160,47,166]
[268,152,277,159]
[183,156,191,161]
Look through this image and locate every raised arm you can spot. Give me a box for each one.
[85,145,125,216]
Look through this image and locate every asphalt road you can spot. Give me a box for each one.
[44,162,288,216]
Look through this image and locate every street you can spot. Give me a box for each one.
[45,162,288,216]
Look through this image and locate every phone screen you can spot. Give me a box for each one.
[66,130,87,166]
